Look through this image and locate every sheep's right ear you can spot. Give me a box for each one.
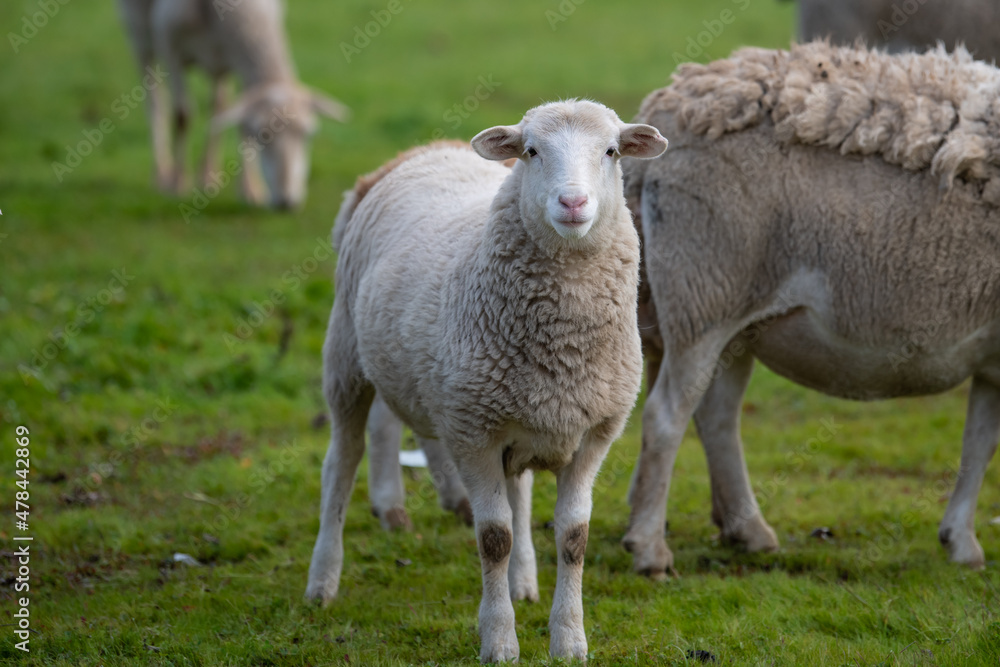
[471,125,524,161]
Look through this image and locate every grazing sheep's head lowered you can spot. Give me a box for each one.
[213,82,350,210]
[472,100,666,245]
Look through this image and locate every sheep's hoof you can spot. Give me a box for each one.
[452,497,475,526]
[721,515,780,553]
[939,526,986,570]
[549,633,587,661]
[509,578,539,603]
[304,580,338,605]
[380,506,413,532]
[479,637,519,663]
[622,531,673,580]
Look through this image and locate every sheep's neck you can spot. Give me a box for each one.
[220,4,298,86]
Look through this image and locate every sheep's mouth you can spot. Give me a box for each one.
[551,217,595,239]
[552,211,594,226]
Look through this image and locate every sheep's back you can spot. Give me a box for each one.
[637,115,1000,356]
[647,41,1000,203]
[335,146,510,433]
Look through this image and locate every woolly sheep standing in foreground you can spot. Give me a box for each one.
[622,42,1000,579]
[118,0,349,208]
[306,100,666,662]
[793,0,1000,61]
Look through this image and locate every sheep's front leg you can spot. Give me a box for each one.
[199,76,227,190]
[459,452,518,663]
[239,128,266,205]
[145,64,173,192]
[158,50,190,195]
[624,332,734,578]
[507,470,538,602]
[938,376,1000,568]
[549,424,617,660]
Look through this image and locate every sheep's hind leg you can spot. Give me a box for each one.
[507,470,538,602]
[366,394,411,531]
[458,451,518,663]
[420,436,473,525]
[694,350,778,553]
[548,423,617,659]
[938,376,1000,569]
[305,305,374,603]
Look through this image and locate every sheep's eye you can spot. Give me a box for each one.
[606,148,616,157]
[526,147,537,158]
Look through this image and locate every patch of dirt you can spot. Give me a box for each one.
[171,430,247,464]
[827,463,955,482]
[59,487,108,507]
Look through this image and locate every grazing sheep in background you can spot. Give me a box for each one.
[117,0,349,208]
[366,394,473,530]
[306,101,666,662]
[622,41,1000,579]
[792,0,1000,61]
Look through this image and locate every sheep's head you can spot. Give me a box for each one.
[212,82,349,210]
[471,100,666,248]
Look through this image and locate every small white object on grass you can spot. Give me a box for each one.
[398,449,428,468]
[173,553,202,567]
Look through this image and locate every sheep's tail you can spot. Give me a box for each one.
[331,139,475,252]
[331,189,358,252]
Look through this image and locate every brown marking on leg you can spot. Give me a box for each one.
[479,522,512,564]
[562,524,589,566]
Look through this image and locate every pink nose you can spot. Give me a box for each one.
[558,194,588,210]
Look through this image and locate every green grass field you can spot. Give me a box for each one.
[2,0,999,664]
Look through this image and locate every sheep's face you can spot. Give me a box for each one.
[472,100,666,245]
[212,83,350,210]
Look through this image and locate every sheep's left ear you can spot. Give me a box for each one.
[618,124,668,159]
[471,125,523,161]
[310,90,351,122]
